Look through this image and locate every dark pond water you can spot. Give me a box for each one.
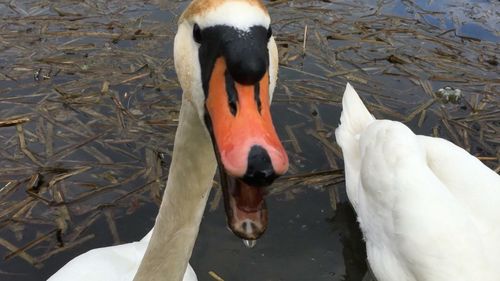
[0,0,498,281]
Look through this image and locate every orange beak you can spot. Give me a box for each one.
[205,57,288,240]
[206,57,288,179]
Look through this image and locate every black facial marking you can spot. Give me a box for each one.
[267,26,272,39]
[203,111,213,135]
[254,81,261,113]
[197,25,270,97]
[225,70,238,116]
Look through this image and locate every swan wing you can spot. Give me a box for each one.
[417,135,500,225]
[357,120,498,281]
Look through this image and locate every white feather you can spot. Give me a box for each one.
[336,83,500,281]
[47,230,197,281]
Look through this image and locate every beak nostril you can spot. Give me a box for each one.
[254,81,262,113]
[225,70,238,116]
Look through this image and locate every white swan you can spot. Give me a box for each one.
[336,83,500,281]
[48,1,288,280]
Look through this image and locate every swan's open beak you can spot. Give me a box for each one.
[206,57,288,240]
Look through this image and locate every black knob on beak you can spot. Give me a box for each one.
[222,27,269,85]
[243,145,277,187]
[225,50,267,85]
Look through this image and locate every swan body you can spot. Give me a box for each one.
[336,83,500,281]
[48,231,197,281]
[48,1,287,280]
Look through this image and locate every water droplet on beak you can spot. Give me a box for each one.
[243,239,256,248]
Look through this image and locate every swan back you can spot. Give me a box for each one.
[335,83,500,281]
[418,136,500,227]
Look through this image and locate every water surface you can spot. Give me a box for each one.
[0,0,498,280]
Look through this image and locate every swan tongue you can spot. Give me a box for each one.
[233,179,265,212]
[221,172,268,240]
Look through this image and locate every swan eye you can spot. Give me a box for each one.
[193,23,202,43]
[267,26,272,40]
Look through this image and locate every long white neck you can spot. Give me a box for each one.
[133,97,217,281]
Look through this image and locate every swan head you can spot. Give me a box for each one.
[174,0,288,240]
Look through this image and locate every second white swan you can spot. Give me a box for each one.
[336,83,500,281]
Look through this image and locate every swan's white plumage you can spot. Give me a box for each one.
[47,230,197,281]
[336,83,500,281]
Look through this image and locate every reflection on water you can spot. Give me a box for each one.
[0,0,498,280]
[385,0,499,42]
[193,190,346,281]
